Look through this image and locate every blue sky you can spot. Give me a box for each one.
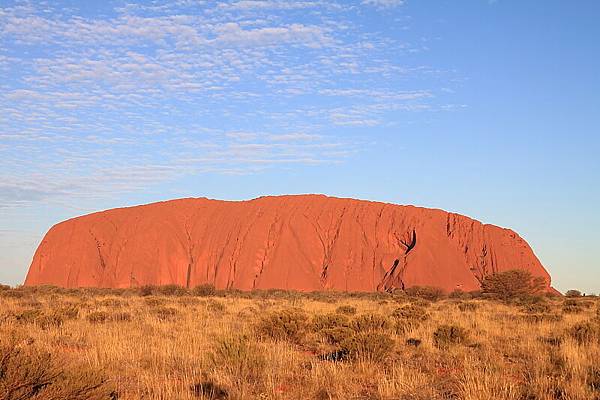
[1,0,598,293]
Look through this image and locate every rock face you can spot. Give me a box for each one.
[25,195,552,292]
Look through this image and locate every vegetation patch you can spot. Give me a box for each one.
[0,338,116,400]
[433,324,469,349]
[256,308,310,343]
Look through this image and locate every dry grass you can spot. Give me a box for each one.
[0,287,599,399]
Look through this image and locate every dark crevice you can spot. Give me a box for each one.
[89,230,106,270]
[321,265,329,281]
[184,221,194,289]
[400,229,417,255]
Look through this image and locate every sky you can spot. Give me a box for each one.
[1,0,599,293]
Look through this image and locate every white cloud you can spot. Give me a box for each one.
[361,0,405,8]
[218,1,322,11]
[0,0,452,209]
[213,22,332,48]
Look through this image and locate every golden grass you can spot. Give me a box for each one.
[1,288,599,400]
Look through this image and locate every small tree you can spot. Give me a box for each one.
[480,269,546,299]
[565,290,582,298]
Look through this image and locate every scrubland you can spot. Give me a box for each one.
[1,284,599,400]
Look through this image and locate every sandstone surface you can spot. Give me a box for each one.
[25,195,553,292]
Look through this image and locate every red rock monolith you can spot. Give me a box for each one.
[24,195,553,292]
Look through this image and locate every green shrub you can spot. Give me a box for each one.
[391,305,429,321]
[340,332,395,362]
[433,325,469,349]
[312,313,350,331]
[144,297,166,307]
[449,289,471,299]
[335,305,357,315]
[157,284,188,296]
[481,269,546,299]
[405,286,445,301]
[139,285,155,296]
[565,290,582,298]
[192,284,217,297]
[256,308,310,343]
[98,298,127,308]
[322,326,355,345]
[210,335,266,384]
[351,313,391,332]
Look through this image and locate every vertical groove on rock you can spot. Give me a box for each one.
[321,206,347,285]
[184,221,194,289]
[89,229,107,270]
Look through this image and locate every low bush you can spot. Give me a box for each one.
[153,306,179,321]
[391,304,429,321]
[98,298,127,308]
[256,308,310,343]
[206,300,226,313]
[139,285,155,296]
[335,305,357,315]
[449,289,468,299]
[351,313,391,332]
[156,284,188,297]
[35,313,64,330]
[565,290,582,298]
[312,313,350,331]
[15,309,43,324]
[144,297,166,307]
[192,284,217,297]
[481,269,546,299]
[405,286,445,302]
[340,332,395,362]
[210,334,266,384]
[568,321,600,345]
[0,338,117,400]
[562,300,584,314]
[87,311,110,324]
[433,324,469,349]
[56,305,80,320]
[321,326,354,345]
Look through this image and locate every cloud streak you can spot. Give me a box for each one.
[0,0,456,208]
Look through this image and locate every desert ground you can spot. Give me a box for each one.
[1,284,599,400]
